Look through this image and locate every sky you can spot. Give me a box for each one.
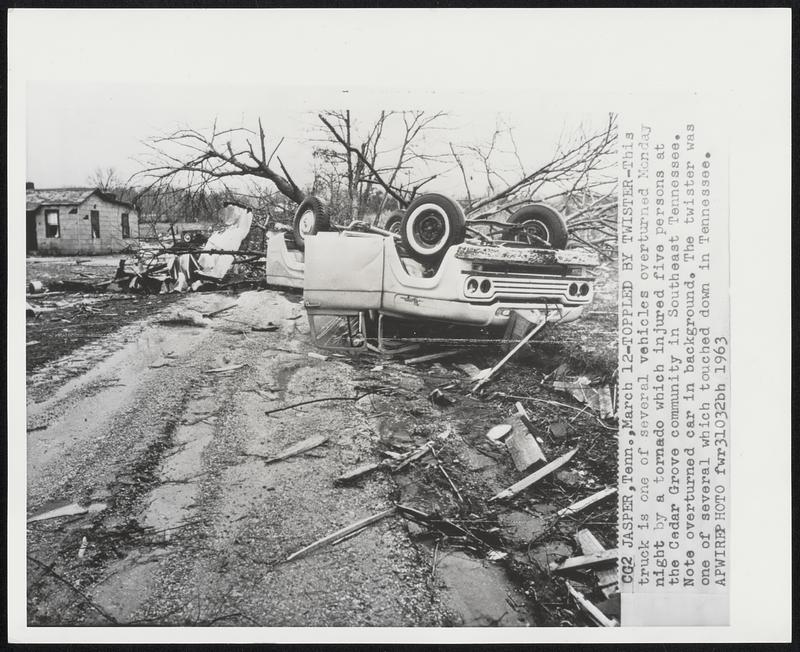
[26,81,613,200]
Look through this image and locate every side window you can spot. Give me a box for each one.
[45,209,60,238]
[90,210,100,238]
[121,213,130,239]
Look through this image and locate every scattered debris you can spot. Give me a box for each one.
[392,441,435,473]
[490,448,578,502]
[551,376,616,419]
[472,320,547,391]
[157,310,210,328]
[27,501,107,523]
[504,415,546,471]
[77,536,88,558]
[514,401,537,434]
[575,529,618,598]
[565,581,619,627]
[550,548,618,573]
[485,423,513,445]
[403,350,460,365]
[252,323,279,332]
[26,302,40,318]
[27,340,40,347]
[247,434,329,465]
[428,388,455,407]
[555,486,617,518]
[334,461,389,484]
[548,419,570,439]
[206,363,246,374]
[307,352,329,361]
[285,506,397,563]
[455,363,481,378]
[28,280,45,293]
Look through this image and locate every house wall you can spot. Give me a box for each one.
[34,196,139,255]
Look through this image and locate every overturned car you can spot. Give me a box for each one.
[266,193,599,350]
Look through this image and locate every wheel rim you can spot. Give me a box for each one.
[299,210,316,236]
[413,209,447,248]
[518,219,550,246]
[389,221,401,234]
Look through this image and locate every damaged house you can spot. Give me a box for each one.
[26,182,139,255]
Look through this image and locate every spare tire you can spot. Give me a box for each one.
[292,196,330,251]
[383,210,405,235]
[400,194,466,265]
[503,204,568,249]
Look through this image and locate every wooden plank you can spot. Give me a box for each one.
[514,401,537,434]
[285,507,397,562]
[575,529,618,599]
[565,581,619,627]
[551,548,618,573]
[556,486,617,518]
[334,461,386,484]
[504,415,546,471]
[473,320,547,391]
[403,350,460,365]
[490,447,578,501]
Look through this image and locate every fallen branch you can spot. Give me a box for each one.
[265,393,375,416]
[27,555,119,624]
[244,434,329,465]
[284,507,397,563]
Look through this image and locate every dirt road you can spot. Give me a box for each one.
[26,289,537,627]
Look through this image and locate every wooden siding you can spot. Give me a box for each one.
[34,195,139,255]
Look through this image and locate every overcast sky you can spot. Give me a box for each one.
[26,81,612,199]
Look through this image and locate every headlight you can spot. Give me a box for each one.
[580,283,590,296]
[466,278,479,294]
[569,282,579,296]
[480,279,492,294]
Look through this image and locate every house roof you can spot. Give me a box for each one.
[26,187,136,212]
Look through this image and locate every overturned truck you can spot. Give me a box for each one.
[266,193,600,351]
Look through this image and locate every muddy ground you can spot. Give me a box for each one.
[25,256,618,628]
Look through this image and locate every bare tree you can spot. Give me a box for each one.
[87,166,124,191]
[133,119,305,211]
[315,110,448,223]
[449,114,618,255]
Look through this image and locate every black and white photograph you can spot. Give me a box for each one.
[23,79,620,628]
[7,8,791,645]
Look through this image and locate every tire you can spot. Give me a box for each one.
[400,193,466,265]
[292,196,330,251]
[181,231,193,243]
[383,211,405,235]
[503,204,568,249]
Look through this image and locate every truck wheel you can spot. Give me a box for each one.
[504,204,568,249]
[292,196,330,251]
[400,194,466,265]
[383,211,405,235]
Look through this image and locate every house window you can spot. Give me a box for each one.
[90,210,100,238]
[45,209,60,238]
[121,213,130,239]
